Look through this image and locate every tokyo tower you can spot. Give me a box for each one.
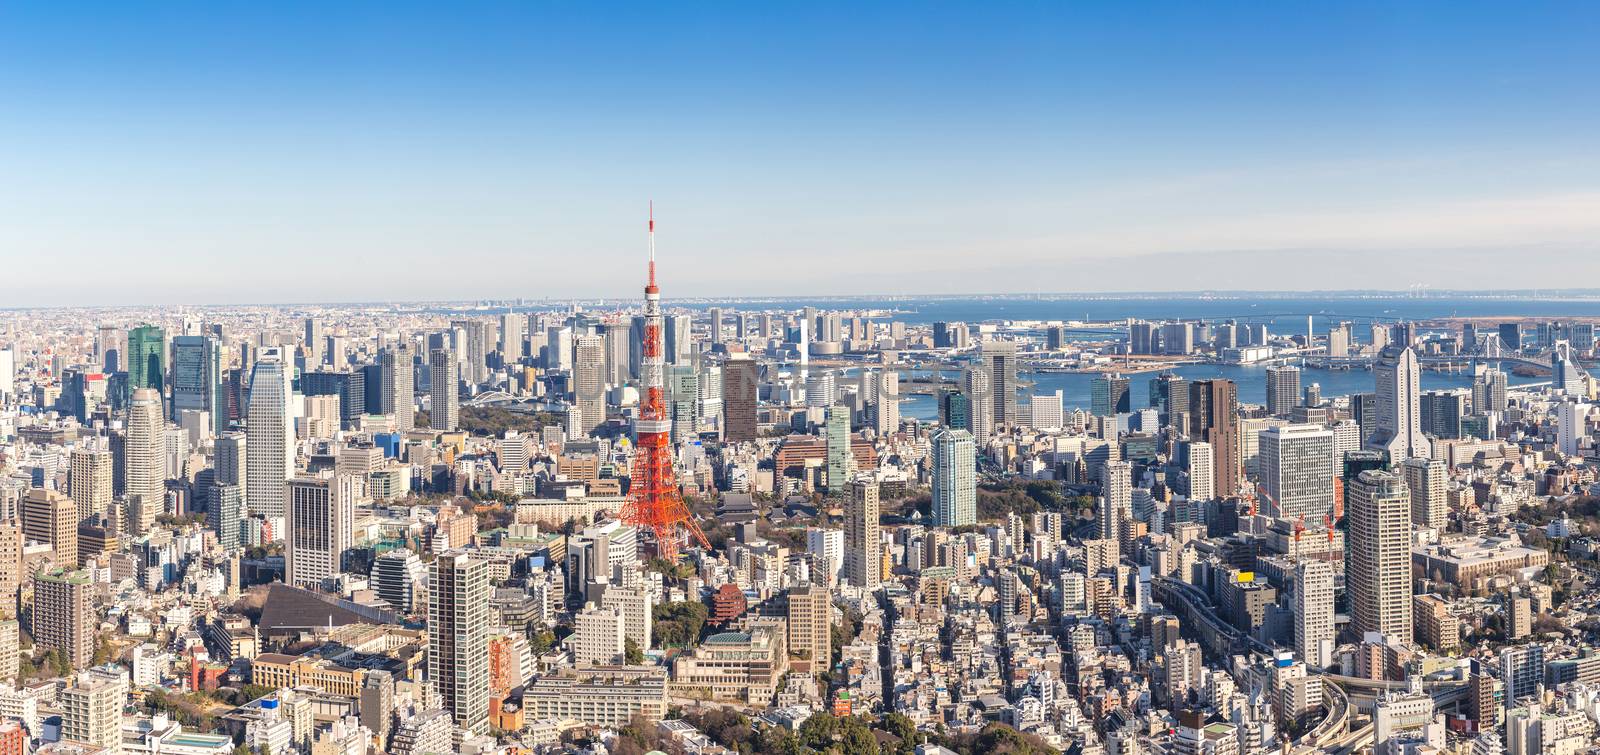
[621,204,710,559]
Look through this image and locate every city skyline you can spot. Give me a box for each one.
[6,3,1600,304]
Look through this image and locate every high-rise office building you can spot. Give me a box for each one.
[33,567,93,669]
[1151,372,1189,430]
[1188,380,1240,498]
[1265,366,1301,417]
[22,489,77,568]
[429,347,459,432]
[286,476,356,589]
[1401,457,1448,529]
[208,482,243,551]
[721,354,758,442]
[170,334,226,434]
[500,312,526,364]
[825,405,853,494]
[301,370,366,428]
[1090,374,1130,417]
[245,353,292,520]
[303,317,324,368]
[845,479,881,588]
[1294,559,1335,668]
[871,370,899,436]
[127,324,166,393]
[963,364,993,440]
[573,334,606,434]
[931,429,976,528]
[1258,424,1336,521]
[1497,322,1521,352]
[1471,364,1508,415]
[1367,346,1430,461]
[939,390,971,433]
[382,343,415,432]
[980,341,1018,428]
[1557,400,1587,457]
[373,548,426,614]
[1419,390,1465,440]
[1348,470,1413,640]
[429,550,490,733]
[125,388,167,535]
[215,431,246,490]
[68,447,112,524]
[667,366,699,443]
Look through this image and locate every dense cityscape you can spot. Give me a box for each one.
[4,220,1600,755]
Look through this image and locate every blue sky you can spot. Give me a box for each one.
[3,2,1599,305]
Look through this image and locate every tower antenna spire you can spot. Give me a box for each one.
[648,200,656,289]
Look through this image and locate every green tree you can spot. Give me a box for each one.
[624,637,644,665]
[529,628,556,654]
[800,712,840,750]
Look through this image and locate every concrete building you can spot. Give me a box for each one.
[1258,424,1335,521]
[1293,559,1335,668]
[930,429,976,528]
[285,476,355,590]
[845,479,881,588]
[429,550,489,732]
[1348,470,1414,641]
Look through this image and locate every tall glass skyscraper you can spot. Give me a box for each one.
[127,325,166,393]
[931,428,976,527]
[245,351,292,519]
[170,335,225,433]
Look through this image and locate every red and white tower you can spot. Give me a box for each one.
[621,204,710,559]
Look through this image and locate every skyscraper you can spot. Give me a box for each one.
[1258,424,1336,521]
[1418,390,1465,440]
[22,490,77,568]
[1401,457,1448,529]
[429,347,458,432]
[170,335,226,434]
[1098,461,1132,561]
[871,369,899,436]
[1367,345,1429,461]
[429,550,490,733]
[125,388,167,535]
[1294,559,1335,668]
[381,342,415,431]
[1188,380,1240,498]
[208,483,243,551]
[68,447,112,524]
[1265,366,1301,417]
[286,476,355,589]
[1471,364,1508,415]
[245,352,292,520]
[500,312,526,364]
[980,340,1018,428]
[1150,372,1189,430]
[963,364,993,440]
[1090,374,1130,417]
[573,334,606,434]
[126,324,166,393]
[303,317,324,368]
[930,429,976,527]
[721,354,758,442]
[1185,441,1214,502]
[845,479,881,588]
[1348,470,1413,640]
[1557,400,1587,457]
[825,405,853,494]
